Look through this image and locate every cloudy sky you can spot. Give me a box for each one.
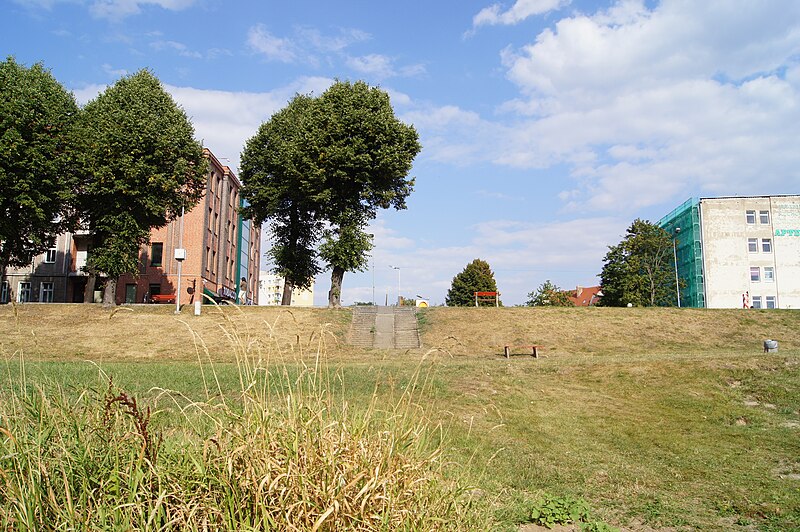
[5,0,800,305]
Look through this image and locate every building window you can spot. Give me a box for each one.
[761,238,772,253]
[748,238,758,252]
[151,242,164,266]
[44,248,57,263]
[1,281,8,303]
[18,282,31,303]
[746,210,756,224]
[759,210,770,224]
[750,267,760,282]
[764,267,774,282]
[766,296,776,309]
[40,282,54,303]
[751,296,762,309]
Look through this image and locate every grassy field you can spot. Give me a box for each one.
[1,303,799,530]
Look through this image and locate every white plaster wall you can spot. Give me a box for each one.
[770,197,800,309]
[258,273,315,306]
[701,196,799,309]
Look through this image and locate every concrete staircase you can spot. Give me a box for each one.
[349,306,421,349]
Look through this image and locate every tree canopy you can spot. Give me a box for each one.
[76,69,206,304]
[0,57,79,282]
[446,259,500,307]
[526,280,574,307]
[241,80,420,306]
[599,218,678,307]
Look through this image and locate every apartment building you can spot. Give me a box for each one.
[659,195,800,309]
[2,148,260,305]
[258,272,314,306]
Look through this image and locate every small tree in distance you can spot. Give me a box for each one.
[446,259,500,307]
[526,280,574,307]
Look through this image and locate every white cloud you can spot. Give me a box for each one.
[247,24,297,63]
[295,26,371,53]
[150,40,203,59]
[443,0,800,213]
[166,77,334,169]
[345,54,425,79]
[472,0,569,28]
[90,0,195,20]
[101,63,127,78]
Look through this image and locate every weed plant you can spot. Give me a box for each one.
[0,306,479,531]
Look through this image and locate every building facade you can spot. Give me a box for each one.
[258,272,314,306]
[2,148,260,305]
[659,195,800,309]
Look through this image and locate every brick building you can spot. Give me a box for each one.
[2,148,260,305]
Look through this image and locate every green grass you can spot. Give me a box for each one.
[1,304,799,530]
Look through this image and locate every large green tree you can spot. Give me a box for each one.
[446,259,500,307]
[240,94,326,304]
[76,69,206,305]
[315,81,420,307]
[526,280,575,307]
[241,80,420,306]
[599,218,678,307]
[0,57,79,286]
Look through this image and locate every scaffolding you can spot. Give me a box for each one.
[658,198,705,308]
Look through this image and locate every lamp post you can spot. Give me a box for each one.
[174,203,186,314]
[389,265,400,306]
[367,233,375,306]
[673,226,681,308]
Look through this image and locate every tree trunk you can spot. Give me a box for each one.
[84,272,96,303]
[103,278,117,307]
[281,279,293,306]
[328,266,345,308]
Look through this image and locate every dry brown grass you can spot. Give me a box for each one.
[419,306,800,358]
[0,303,356,361]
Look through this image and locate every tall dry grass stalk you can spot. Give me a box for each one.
[0,305,479,531]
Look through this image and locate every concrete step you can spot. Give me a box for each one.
[348,306,420,349]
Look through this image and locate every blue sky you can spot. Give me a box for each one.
[5,0,800,305]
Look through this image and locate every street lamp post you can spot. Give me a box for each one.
[389,265,400,306]
[367,233,375,306]
[673,226,681,308]
[175,204,186,314]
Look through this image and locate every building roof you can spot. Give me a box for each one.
[567,285,602,307]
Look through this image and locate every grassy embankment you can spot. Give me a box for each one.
[1,303,799,530]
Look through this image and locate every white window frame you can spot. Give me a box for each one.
[746,210,756,224]
[764,267,775,282]
[747,238,758,253]
[750,267,760,282]
[751,295,762,309]
[40,282,54,303]
[18,281,31,303]
[759,210,770,224]
[44,248,57,263]
[765,296,776,309]
[762,238,772,253]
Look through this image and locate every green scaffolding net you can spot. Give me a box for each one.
[658,198,705,308]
